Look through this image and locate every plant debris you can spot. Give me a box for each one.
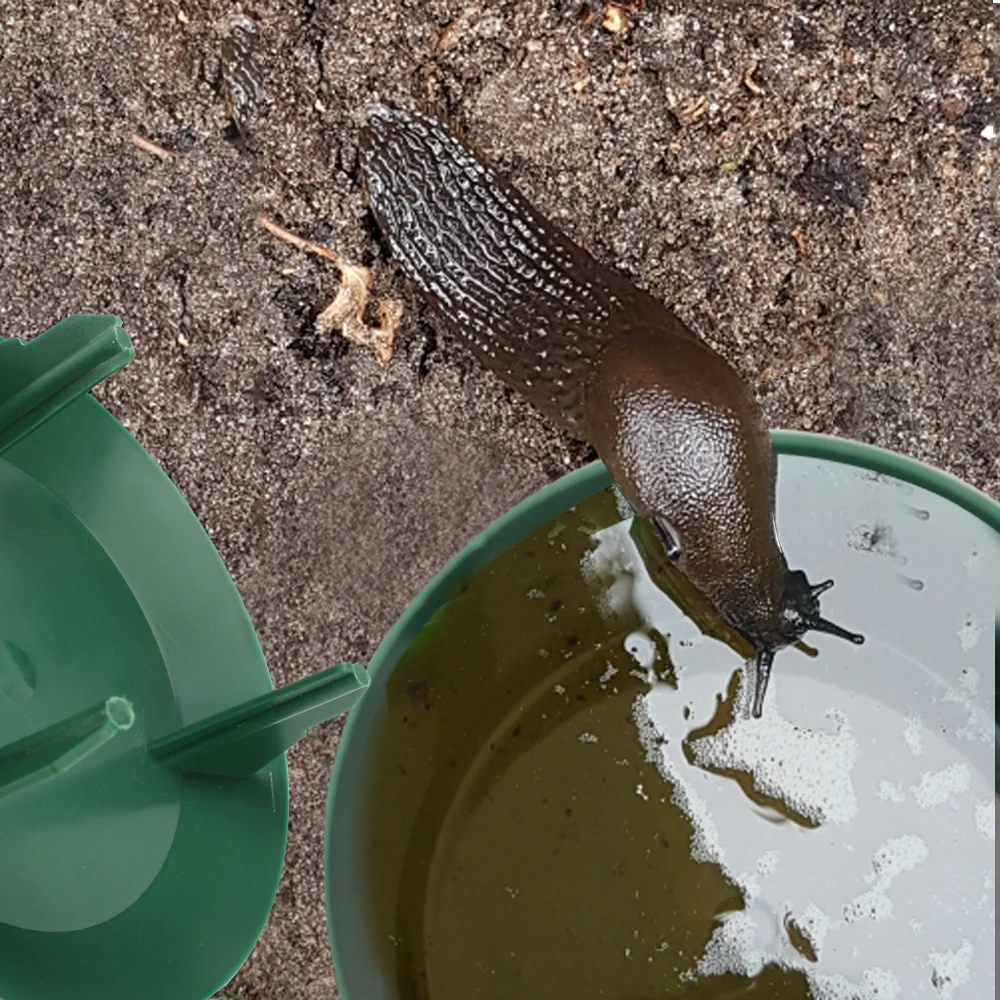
[257,214,402,367]
[742,60,764,96]
[602,4,629,35]
[677,94,709,125]
[131,133,174,160]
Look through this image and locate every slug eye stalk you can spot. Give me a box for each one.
[751,577,865,719]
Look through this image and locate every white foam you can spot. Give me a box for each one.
[695,911,765,979]
[610,483,634,519]
[844,834,929,924]
[689,703,860,825]
[756,850,779,877]
[844,887,894,923]
[974,799,994,841]
[578,732,599,744]
[956,714,992,744]
[580,527,637,619]
[623,632,656,669]
[792,902,831,955]
[912,764,971,809]
[634,698,724,865]
[734,854,778,905]
[811,967,901,1000]
[941,680,992,745]
[958,668,979,694]
[877,780,906,803]
[928,940,974,998]
[957,621,981,652]
[873,834,927,878]
[903,715,924,756]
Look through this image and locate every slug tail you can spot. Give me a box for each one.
[358,106,630,429]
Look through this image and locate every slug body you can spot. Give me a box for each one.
[360,107,862,716]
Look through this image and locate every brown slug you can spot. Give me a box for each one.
[359,106,863,717]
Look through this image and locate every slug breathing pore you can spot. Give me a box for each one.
[359,105,864,717]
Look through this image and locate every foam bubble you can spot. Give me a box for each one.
[958,667,980,694]
[694,911,765,979]
[877,780,906,803]
[756,850,779,877]
[912,763,971,809]
[956,621,981,652]
[609,484,634,519]
[634,698,724,865]
[928,940,973,998]
[903,715,924,756]
[581,532,636,619]
[811,967,901,1000]
[792,902,831,955]
[844,887,894,924]
[623,632,656,669]
[941,681,992,745]
[974,799,994,841]
[689,704,860,825]
[844,835,928,925]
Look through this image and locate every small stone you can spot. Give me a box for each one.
[941,97,967,122]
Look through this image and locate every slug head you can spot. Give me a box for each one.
[749,573,865,718]
[586,323,862,716]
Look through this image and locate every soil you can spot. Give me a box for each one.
[0,1,997,998]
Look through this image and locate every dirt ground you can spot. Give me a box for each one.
[1,1,997,997]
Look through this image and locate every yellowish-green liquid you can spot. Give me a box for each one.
[361,487,811,999]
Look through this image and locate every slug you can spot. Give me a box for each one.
[359,106,863,717]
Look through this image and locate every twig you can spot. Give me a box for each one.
[256,213,347,268]
[742,61,764,96]
[131,133,174,160]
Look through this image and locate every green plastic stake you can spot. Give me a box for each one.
[0,696,136,801]
[0,314,134,455]
[148,662,370,777]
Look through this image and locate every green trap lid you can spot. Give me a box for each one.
[0,316,369,1000]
